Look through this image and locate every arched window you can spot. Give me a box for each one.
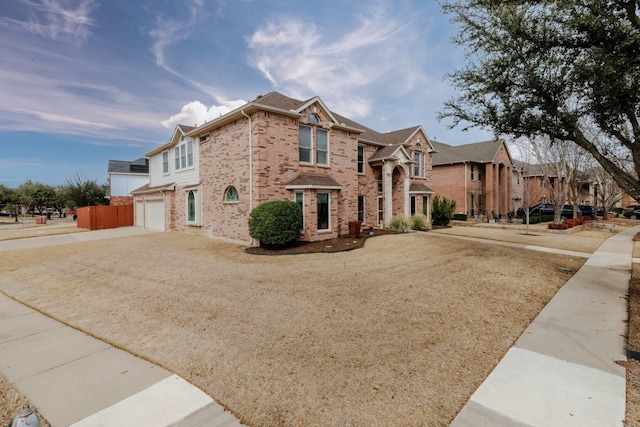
[187,191,196,222]
[224,186,239,202]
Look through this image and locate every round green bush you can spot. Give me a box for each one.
[248,200,303,246]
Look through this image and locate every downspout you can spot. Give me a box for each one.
[241,109,253,245]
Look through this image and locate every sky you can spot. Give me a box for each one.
[0,0,494,188]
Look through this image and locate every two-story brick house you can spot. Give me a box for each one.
[430,139,516,219]
[132,92,435,244]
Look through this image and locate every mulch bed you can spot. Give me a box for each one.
[245,228,401,255]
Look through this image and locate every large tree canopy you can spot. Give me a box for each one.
[440,0,640,199]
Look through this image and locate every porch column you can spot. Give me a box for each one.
[484,163,494,216]
[384,162,393,226]
[404,175,411,218]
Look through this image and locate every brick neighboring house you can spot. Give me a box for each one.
[431,139,516,219]
[107,158,149,206]
[132,92,435,244]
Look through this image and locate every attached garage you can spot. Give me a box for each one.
[131,183,174,231]
[146,200,165,230]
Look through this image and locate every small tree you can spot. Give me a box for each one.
[248,201,303,246]
[432,195,456,226]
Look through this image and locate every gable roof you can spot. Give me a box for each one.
[149,91,433,154]
[432,139,509,166]
[108,158,149,174]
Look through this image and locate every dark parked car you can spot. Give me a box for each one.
[578,205,596,219]
[516,203,579,219]
[624,206,640,219]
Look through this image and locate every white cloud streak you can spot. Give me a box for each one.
[246,2,425,118]
[0,0,96,43]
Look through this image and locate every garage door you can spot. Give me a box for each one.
[146,200,165,231]
[135,201,145,228]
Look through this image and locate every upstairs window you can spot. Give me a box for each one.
[413,144,422,177]
[470,165,475,180]
[357,145,365,174]
[299,124,329,166]
[316,129,328,165]
[299,125,312,163]
[174,139,194,171]
[162,151,169,174]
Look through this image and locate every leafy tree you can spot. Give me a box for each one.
[432,195,456,226]
[63,173,108,208]
[440,0,640,200]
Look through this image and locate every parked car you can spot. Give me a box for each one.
[578,205,596,219]
[516,203,578,219]
[624,206,640,219]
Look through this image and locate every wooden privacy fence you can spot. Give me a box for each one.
[77,204,133,230]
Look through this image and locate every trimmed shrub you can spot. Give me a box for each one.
[432,195,456,226]
[248,200,303,246]
[452,213,468,221]
[388,214,410,231]
[409,214,428,230]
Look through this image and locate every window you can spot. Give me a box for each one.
[199,134,210,142]
[299,125,312,163]
[410,196,416,215]
[317,192,329,230]
[357,145,365,174]
[470,165,475,180]
[299,124,329,165]
[224,186,239,202]
[377,172,383,193]
[187,191,196,223]
[174,139,194,171]
[357,195,365,223]
[162,151,169,174]
[295,192,304,230]
[316,129,328,165]
[413,145,422,177]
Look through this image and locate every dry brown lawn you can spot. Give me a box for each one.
[0,226,599,427]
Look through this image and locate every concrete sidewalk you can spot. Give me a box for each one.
[451,225,637,426]
[0,227,245,426]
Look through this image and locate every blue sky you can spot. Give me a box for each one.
[0,0,493,188]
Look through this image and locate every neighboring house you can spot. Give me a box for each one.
[132,92,435,244]
[512,161,563,209]
[107,158,149,206]
[431,139,515,219]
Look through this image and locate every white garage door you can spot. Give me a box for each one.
[135,201,145,228]
[146,200,165,231]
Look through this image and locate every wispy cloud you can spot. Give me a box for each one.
[246,2,425,118]
[148,0,229,103]
[0,0,96,43]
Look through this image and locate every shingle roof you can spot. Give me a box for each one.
[432,139,505,166]
[108,158,149,174]
[254,92,423,147]
[409,183,434,193]
[285,173,342,189]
